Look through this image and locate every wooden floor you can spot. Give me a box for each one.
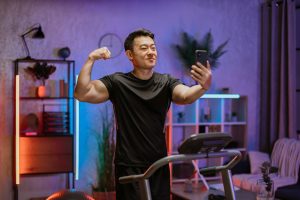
[171,182,256,200]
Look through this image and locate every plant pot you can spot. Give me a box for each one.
[92,191,116,200]
[37,85,50,97]
[256,179,274,200]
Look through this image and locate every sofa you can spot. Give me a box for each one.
[232,138,300,199]
[275,170,300,200]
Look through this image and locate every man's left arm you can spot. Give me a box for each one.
[172,61,212,105]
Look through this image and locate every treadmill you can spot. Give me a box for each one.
[119,132,242,200]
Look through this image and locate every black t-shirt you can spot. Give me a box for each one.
[100,72,181,167]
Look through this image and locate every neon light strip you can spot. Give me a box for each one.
[201,94,240,99]
[15,75,20,184]
[75,75,79,180]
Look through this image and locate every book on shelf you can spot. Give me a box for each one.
[43,128,69,135]
[48,80,59,97]
[43,111,69,135]
[47,79,69,98]
[59,79,69,97]
[43,111,69,117]
[207,125,221,132]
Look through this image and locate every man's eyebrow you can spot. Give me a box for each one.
[139,43,156,47]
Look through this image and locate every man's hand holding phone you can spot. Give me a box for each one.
[190,50,212,90]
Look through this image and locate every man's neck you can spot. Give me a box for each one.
[131,68,154,80]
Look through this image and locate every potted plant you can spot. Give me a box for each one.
[25,62,56,97]
[92,105,116,200]
[174,31,228,71]
[256,161,278,200]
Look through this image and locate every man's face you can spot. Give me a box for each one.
[127,36,157,69]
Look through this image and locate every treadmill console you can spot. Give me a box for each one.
[177,132,232,154]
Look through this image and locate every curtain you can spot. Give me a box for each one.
[259,0,297,153]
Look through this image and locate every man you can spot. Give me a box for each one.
[74,29,211,200]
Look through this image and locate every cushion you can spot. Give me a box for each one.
[248,151,270,174]
[231,159,251,175]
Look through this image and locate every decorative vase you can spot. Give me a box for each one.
[92,191,116,200]
[256,179,274,200]
[37,85,50,97]
[177,112,185,123]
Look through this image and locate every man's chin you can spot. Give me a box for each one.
[143,63,156,69]
[146,65,155,69]
[147,62,156,68]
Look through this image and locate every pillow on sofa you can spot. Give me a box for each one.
[248,151,270,174]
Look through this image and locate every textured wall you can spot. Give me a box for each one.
[0,0,262,199]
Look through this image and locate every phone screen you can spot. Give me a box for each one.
[195,50,208,67]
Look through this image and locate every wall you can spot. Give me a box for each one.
[0,0,262,199]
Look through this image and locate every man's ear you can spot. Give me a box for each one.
[125,50,133,61]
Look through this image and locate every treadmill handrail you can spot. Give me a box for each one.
[119,150,241,184]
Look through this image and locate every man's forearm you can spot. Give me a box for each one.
[183,85,207,104]
[74,58,95,98]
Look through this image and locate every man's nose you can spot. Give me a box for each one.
[147,49,156,56]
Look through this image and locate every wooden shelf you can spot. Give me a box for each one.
[167,121,247,126]
[14,58,77,195]
[223,122,247,125]
[20,136,73,174]
[21,134,73,137]
[167,96,248,184]
[15,58,75,64]
[20,97,73,100]
[168,123,198,126]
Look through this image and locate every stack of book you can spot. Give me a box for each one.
[48,79,69,97]
[43,111,69,135]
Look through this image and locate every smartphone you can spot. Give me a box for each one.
[195,50,209,67]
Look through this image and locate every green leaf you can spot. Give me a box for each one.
[174,31,228,71]
[93,105,116,192]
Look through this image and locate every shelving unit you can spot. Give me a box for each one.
[13,58,77,199]
[166,94,247,183]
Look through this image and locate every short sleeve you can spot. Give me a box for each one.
[168,75,182,94]
[99,74,114,100]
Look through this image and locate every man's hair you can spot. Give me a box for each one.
[124,28,155,51]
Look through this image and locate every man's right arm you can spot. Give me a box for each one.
[74,47,111,104]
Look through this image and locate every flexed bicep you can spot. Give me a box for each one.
[75,80,109,104]
[82,80,109,103]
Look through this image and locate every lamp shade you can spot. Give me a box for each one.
[20,24,45,59]
[32,26,45,38]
